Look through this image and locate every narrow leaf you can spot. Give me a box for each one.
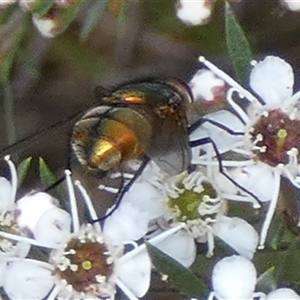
[0,16,30,84]
[58,1,85,36]
[17,157,32,188]
[256,266,277,294]
[225,1,252,84]
[35,0,56,16]
[277,236,300,284]
[80,0,108,41]
[146,243,208,299]
[39,157,57,189]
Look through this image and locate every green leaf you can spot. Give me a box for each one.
[39,157,58,189]
[276,236,300,284]
[35,0,56,16]
[58,1,85,36]
[146,242,209,299]
[0,16,30,84]
[17,157,32,188]
[80,0,108,41]
[225,1,252,84]
[116,0,128,24]
[256,266,277,294]
[0,4,18,25]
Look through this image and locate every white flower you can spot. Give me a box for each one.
[209,255,260,300]
[32,12,62,38]
[189,69,227,103]
[191,56,300,248]
[0,156,30,257]
[0,0,16,8]
[106,167,258,262]
[281,0,300,11]
[175,0,214,26]
[208,255,300,300]
[0,169,185,300]
[266,288,300,299]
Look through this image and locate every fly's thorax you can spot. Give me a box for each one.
[163,77,194,105]
[71,106,152,172]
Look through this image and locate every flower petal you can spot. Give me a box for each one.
[281,0,300,11]
[212,255,256,299]
[189,69,226,102]
[0,178,12,211]
[3,261,54,300]
[117,251,151,297]
[176,0,213,26]
[34,207,71,248]
[123,182,166,220]
[266,288,300,299]
[154,229,196,268]
[0,260,7,286]
[190,110,245,158]
[103,201,149,244]
[213,216,258,259]
[250,56,294,106]
[17,192,60,234]
[225,164,275,202]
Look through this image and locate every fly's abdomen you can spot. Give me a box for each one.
[71,106,152,173]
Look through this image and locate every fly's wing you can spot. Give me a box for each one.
[147,113,191,175]
[0,111,81,159]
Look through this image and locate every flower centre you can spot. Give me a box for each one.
[249,109,300,167]
[53,227,115,297]
[166,172,221,223]
[0,211,23,253]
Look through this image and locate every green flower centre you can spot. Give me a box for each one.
[250,109,300,167]
[168,180,217,221]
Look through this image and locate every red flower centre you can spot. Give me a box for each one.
[250,109,300,167]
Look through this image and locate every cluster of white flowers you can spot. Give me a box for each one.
[175,0,300,26]
[189,55,300,249]
[100,54,300,298]
[1,53,300,298]
[0,157,185,300]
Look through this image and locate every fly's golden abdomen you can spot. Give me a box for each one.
[71,106,152,174]
[88,119,143,171]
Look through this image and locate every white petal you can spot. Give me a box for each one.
[213,216,258,259]
[154,229,196,268]
[281,0,300,11]
[138,160,166,184]
[0,0,17,8]
[34,207,71,248]
[176,0,212,26]
[250,56,294,106]
[189,69,226,102]
[17,192,60,234]
[124,182,166,220]
[212,255,256,299]
[190,110,245,157]
[117,251,151,297]
[226,164,275,202]
[0,178,13,211]
[103,201,149,244]
[0,260,7,286]
[9,240,31,258]
[3,261,54,300]
[266,288,300,299]
[32,14,60,38]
